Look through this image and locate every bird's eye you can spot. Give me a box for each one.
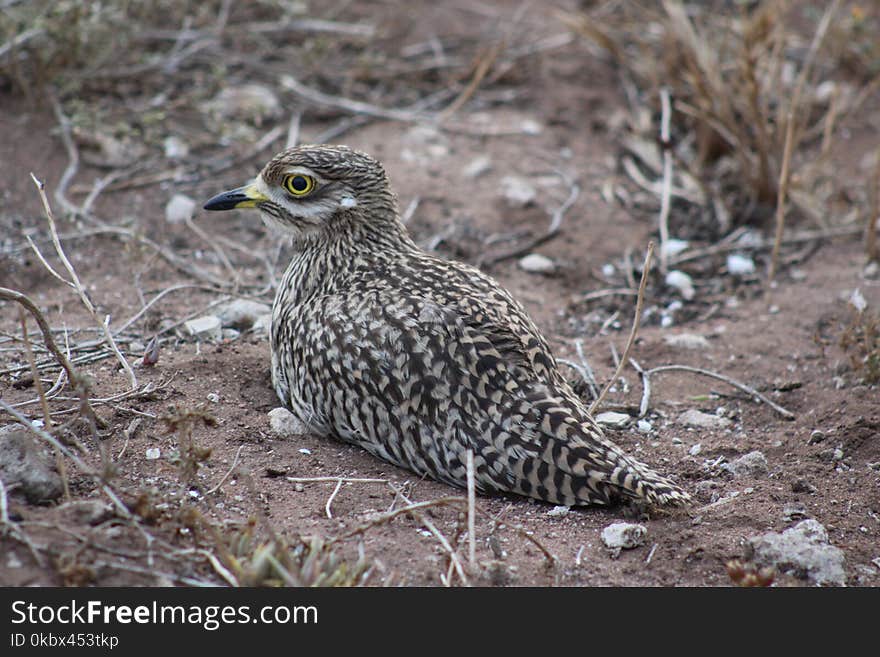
[283,174,315,197]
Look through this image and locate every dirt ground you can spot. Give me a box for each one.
[1,1,879,587]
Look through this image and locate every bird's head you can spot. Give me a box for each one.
[203,144,401,243]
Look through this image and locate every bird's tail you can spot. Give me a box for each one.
[501,388,691,507]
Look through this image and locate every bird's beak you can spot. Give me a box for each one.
[203,183,267,211]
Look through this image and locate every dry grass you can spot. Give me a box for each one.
[559,1,877,247]
[839,304,880,384]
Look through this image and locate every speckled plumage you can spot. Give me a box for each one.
[204,144,689,507]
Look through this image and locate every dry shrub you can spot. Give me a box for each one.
[219,519,372,587]
[559,1,876,241]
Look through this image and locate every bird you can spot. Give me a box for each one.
[203,144,689,507]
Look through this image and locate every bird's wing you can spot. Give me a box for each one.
[291,290,686,506]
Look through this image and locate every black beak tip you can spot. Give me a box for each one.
[203,191,244,212]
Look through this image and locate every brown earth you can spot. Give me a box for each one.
[1,1,879,587]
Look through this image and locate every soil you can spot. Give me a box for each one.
[1,1,879,587]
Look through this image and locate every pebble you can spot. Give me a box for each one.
[746,519,846,586]
[184,315,222,342]
[849,288,867,313]
[693,480,719,502]
[595,412,631,429]
[636,419,653,433]
[547,505,570,518]
[730,450,769,478]
[518,253,556,274]
[203,84,280,124]
[807,429,826,445]
[519,119,543,135]
[146,447,160,460]
[463,155,492,179]
[163,136,190,160]
[782,503,809,522]
[217,300,271,331]
[665,270,695,300]
[678,409,731,429]
[601,522,647,550]
[0,424,63,504]
[791,478,817,494]
[863,261,880,279]
[689,443,702,456]
[500,175,537,207]
[663,333,710,350]
[726,253,756,275]
[661,239,690,258]
[268,407,308,437]
[165,193,197,224]
[206,392,220,403]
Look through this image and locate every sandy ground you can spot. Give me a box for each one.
[1,1,878,587]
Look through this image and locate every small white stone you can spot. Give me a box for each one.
[207,392,220,403]
[665,270,695,300]
[678,409,731,429]
[146,447,160,460]
[463,155,492,179]
[299,448,312,455]
[849,288,867,313]
[163,136,190,159]
[731,450,769,478]
[184,315,222,341]
[601,522,647,550]
[547,505,570,518]
[520,119,543,135]
[165,193,197,224]
[268,407,308,437]
[663,333,711,350]
[500,175,537,207]
[518,253,556,274]
[595,412,631,428]
[689,443,702,456]
[637,419,653,433]
[601,263,616,277]
[727,253,756,275]
[203,84,281,123]
[661,239,690,258]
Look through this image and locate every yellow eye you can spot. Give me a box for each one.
[283,174,315,196]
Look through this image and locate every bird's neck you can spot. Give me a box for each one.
[275,213,419,308]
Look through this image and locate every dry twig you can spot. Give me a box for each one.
[29,174,137,390]
[589,242,654,414]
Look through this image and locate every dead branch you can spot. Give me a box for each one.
[30,174,138,389]
[466,449,476,568]
[644,364,795,420]
[658,88,673,274]
[589,242,653,414]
